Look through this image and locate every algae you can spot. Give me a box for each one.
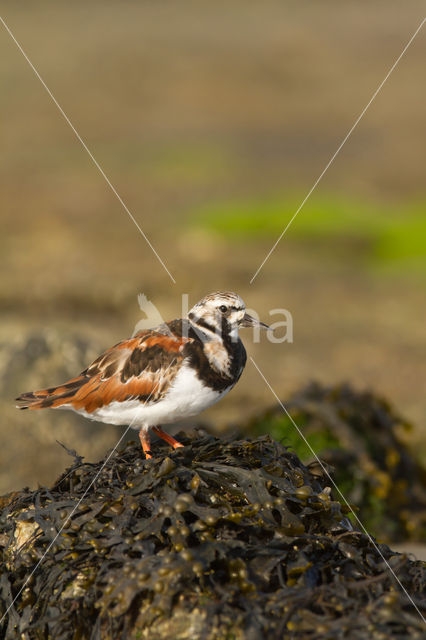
[1,432,425,639]
[251,383,426,542]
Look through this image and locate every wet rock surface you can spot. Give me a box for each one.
[1,434,425,639]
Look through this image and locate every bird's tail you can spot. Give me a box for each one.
[16,376,86,410]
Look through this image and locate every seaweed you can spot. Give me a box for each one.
[251,383,426,542]
[1,432,425,639]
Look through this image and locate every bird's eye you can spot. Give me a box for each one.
[219,305,228,313]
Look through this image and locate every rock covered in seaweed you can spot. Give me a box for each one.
[251,383,426,542]
[1,433,425,639]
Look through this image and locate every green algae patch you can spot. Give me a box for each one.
[1,434,425,639]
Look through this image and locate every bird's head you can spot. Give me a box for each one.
[188,291,268,341]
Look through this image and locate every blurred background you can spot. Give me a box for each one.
[0,0,425,515]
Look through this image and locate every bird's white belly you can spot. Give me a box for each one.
[67,364,230,429]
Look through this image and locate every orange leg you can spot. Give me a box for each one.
[152,426,184,450]
[139,429,152,459]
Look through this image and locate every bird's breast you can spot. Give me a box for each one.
[203,340,232,377]
[164,362,230,418]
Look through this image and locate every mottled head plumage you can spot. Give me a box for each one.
[188,291,268,340]
[187,292,245,337]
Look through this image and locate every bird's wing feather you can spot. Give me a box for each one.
[16,330,191,413]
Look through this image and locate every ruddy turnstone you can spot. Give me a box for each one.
[16,292,268,458]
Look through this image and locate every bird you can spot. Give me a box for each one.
[16,291,268,458]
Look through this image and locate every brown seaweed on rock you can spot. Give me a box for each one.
[251,383,426,542]
[1,433,425,639]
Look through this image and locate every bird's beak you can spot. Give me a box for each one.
[240,313,269,329]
